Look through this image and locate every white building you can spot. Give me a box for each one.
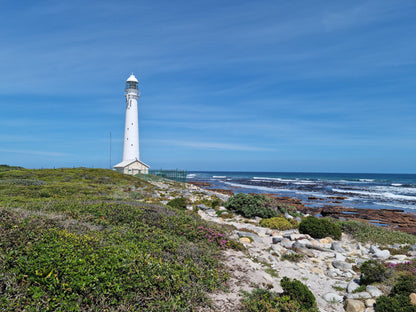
[114,74,149,175]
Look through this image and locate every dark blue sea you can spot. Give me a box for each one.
[187,172,416,214]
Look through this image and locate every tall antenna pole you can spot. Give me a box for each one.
[109,131,112,169]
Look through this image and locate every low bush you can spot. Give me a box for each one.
[280,277,318,311]
[360,260,387,285]
[224,193,279,219]
[260,217,297,230]
[299,216,341,240]
[375,295,416,312]
[339,220,416,245]
[375,275,416,312]
[390,274,416,297]
[167,197,187,210]
[242,288,313,312]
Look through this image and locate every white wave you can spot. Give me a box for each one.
[374,186,416,195]
[294,181,315,185]
[359,179,375,182]
[224,181,282,192]
[252,177,299,183]
[332,188,416,201]
[374,202,416,210]
[212,176,226,179]
[391,183,403,187]
[186,174,196,178]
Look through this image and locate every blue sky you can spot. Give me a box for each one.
[0,0,415,173]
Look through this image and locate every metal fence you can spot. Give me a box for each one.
[137,169,187,183]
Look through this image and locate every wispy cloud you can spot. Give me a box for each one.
[148,139,275,152]
[0,149,70,157]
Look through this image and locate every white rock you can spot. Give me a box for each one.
[280,238,294,249]
[322,292,343,303]
[345,292,372,299]
[366,285,383,298]
[347,280,361,293]
[373,249,390,259]
[335,252,346,262]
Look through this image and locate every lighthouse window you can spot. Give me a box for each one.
[131,123,133,125]
[131,144,133,146]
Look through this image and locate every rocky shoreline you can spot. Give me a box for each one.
[147,179,416,311]
[187,181,416,235]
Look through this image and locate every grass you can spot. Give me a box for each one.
[0,167,240,311]
[339,220,416,246]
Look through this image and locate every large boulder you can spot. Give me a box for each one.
[322,292,343,303]
[344,299,366,312]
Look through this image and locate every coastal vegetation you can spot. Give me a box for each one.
[242,277,318,312]
[0,167,237,311]
[259,216,298,231]
[299,216,342,240]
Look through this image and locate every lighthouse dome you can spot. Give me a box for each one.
[126,74,138,83]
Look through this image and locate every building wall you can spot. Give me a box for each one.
[115,161,149,175]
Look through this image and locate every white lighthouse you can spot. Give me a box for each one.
[114,74,149,175]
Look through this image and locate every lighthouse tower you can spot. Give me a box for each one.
[114,74,149,175]
[123,74,140,161]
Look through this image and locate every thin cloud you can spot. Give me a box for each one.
[149,139,275,152]
[0,149,70,157]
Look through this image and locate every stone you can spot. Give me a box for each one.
[410,293,416,305]
[295,216,302,223]
[345,292,372,299]
[347,280,361,293]
[373,249,390,259]
[293,241,305,249]
[236,231,262,243]
[369,245,379,254]
[310,267,324,276]
[272,236,283,244]
[392,254,407,261]
[285,212,294,219]
[366,285,383,298]
[320,237,334,245]
[196,204,210,210]
[289,233,306,241]
[327,269,339,278]
[332,260,353,271]
[205,208,217,216]
[365,299,376,308]
[239,237,251,244]
[295,247,315,257]
[218,206,227,211]
[344,299,366,312]
[322,292,343,303]
[332,241,346,252]
[280,238,294,249]
[409,244,416,251]
[335,252,346,262]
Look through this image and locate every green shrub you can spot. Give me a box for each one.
[167,197,187,210]
[375,274,416,311]
[211,198,222,209]
[299,216,341,240]
[260,217,297,230]
[390,274,416,297]
[224,193,279,219]
[376,295,416,312]
[280,277,318,311]
[360,260,387,285]
[242,288,305,312]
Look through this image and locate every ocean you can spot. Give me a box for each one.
[187,171,416,214]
